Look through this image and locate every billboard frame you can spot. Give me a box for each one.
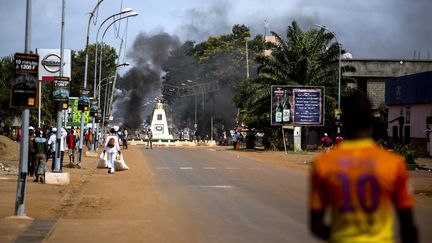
[270,85,325,126]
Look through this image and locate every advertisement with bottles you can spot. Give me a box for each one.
[271,86,325,126]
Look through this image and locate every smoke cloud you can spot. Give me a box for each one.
[114,0,432,133]
[115,32,180,129]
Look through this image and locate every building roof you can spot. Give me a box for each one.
[385,71,432,105]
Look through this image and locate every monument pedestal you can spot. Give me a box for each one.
[150,101,173,140]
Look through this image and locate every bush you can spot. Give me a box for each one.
[393,144,418,164]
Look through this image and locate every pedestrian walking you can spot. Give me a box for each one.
[146,128,153,149]
[309,92,418,243]
[232,130,238,150]
[33,130,47,183]
[66,129,76,164]
[104,128,121,174]
[239,133,244,148]
[122,128,128,149]
[47,127,67,172]
[335,134,344,147]
[28,126,35,176]
[321,133,332,152]
[47,127,56,169]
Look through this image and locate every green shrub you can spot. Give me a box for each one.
[393,143,418,164]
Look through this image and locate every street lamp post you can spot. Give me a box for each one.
[99,62,129,129]
[186,79,204,110]
[182,82,198,130]
[15,0,32,217]
[316,24,342,134]
[53,0,66,172]
[78,0,104,164]
[89,8,133,152]
[95,14,136,145]
[91,10,137,151]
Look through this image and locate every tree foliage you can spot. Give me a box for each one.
[0,43,117,129]
[161,25,263,137]
[235,21,355,149]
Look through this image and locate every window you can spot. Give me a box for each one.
[405,106,410,124]
[157,114,162,120]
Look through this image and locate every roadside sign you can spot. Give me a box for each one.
[271,86,325,126]
[11,53,39,108]
[53,77,70,110]
[36,48,71,80]
[78,89,90,111]
[67,97,92,127]
[90,100,98,117]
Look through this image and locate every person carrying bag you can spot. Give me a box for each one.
[104,128,121,174]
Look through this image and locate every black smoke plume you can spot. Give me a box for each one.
[115,32,180,129]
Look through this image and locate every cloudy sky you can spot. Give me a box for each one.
[1,0,431,63]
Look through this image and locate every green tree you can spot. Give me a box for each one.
[71,43,118,112]
[235,21,354,149]
[161,25,263,137]
[0,55,21,126]
[0,55,53,127]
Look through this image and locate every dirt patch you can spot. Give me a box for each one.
[229,148,315,173]
[0,135,20,163]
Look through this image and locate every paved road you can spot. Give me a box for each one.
[144,147,320,243]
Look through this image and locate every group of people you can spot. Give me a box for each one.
[320,133,344,151]
[28,126,79,183]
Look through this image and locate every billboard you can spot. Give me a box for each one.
[67,97,92,127]
[36,48,71,80]
[11,53,39,108]
[271,86,325,126]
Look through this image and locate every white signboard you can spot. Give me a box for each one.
[36,48,71,80]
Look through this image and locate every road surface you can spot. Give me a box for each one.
[145,147,320,243]
[2,146,431,243]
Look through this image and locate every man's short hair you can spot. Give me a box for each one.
[341,91,373,130]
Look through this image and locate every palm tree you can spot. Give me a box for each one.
[235,21,354,149]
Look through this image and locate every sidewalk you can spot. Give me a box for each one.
[0,145,202,243]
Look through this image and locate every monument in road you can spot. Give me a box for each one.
[150,100,173,140]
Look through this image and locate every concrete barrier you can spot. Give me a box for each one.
[45,172,70,185]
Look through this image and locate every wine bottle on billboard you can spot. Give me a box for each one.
[282,90,291,122]
[275,96,282,123]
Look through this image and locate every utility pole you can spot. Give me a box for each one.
[15,0,32,217]
[54,0,66,172]
[78,0,104,164]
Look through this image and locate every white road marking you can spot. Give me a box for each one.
[203,167,216,170]
[0,177,12,180]
[208,149,216,151]
[248,167,261,170]
[226,167,238,170]
[156,167,171,170]
[180,167,193,170]
[200,185,233,189]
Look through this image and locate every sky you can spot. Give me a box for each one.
[1,0,431,67]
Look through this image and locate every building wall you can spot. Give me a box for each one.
[367,79,386,108]
[387,103,432,154]
[344,59,432,78]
